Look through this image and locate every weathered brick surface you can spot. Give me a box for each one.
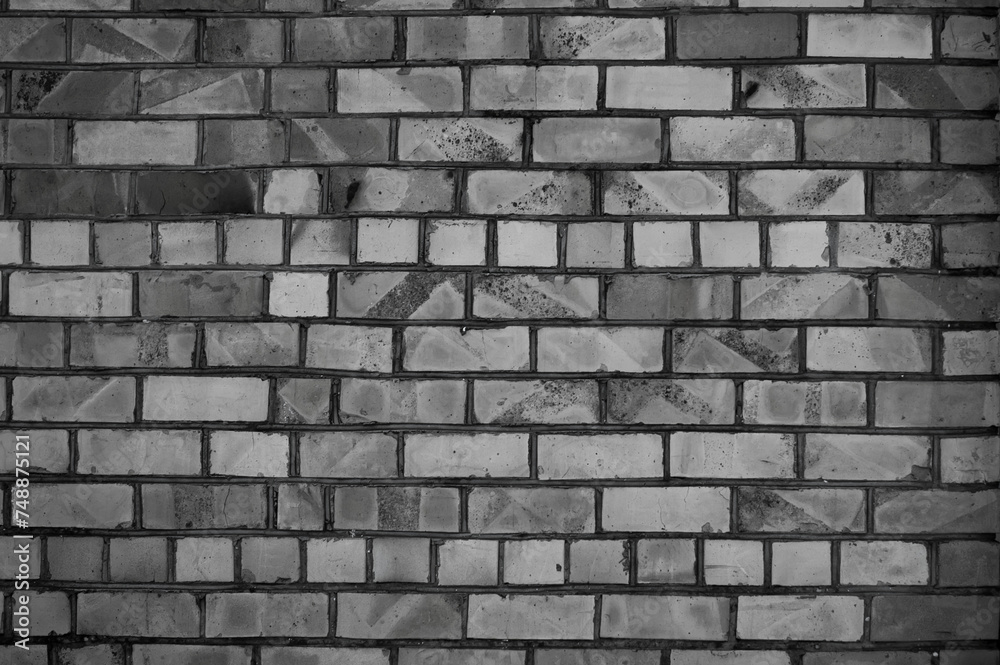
[1,1,996,662]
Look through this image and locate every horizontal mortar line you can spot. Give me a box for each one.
[6,369,999,380]
[9,582,996,594]
[2,422,995,435]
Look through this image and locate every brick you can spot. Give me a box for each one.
[14,376,135,422]
[306,538,365,582]
[737,596,863,641]
[771,541,831,586]
[941,436,1000,483]
[875,381,998,428]
[399,118,521,163]
[211,431,289,477]
[337,594,462,639]
[567,222,626,268]
[604,170,730,215]
[299,432,397,479]
[177,537,234,582]
[876,66,997,110]
[241,538,300,584]
[134,646,252,665]
[338,271,465,319]
[503,540,564,585]
[538,434,662,480]
[338,68,462,113]
[534,117,662,164]
[603,487,730,532]
[944,330,998,376]
[71,322,196,368]
[206,322,298,367]
[333,486,460,531]
[538,327,663,372]
[471,66,597,110]
[940,119,998,165]
[807,327,931,372]
[468,595,593,640]
[942,15,998,59]
[871,595,999,641]
[404,326,529,372]
[743,64,867,109]
[836,222,933,268]
[739,488,866,533]
[607,67,732,110]
[34,483,132,527]
[673,328,799,373]
[205,18,283,62]
[268,272,329,317]
[13,0,130,6]
[271,69,329,112]
[306,325,391,371]
[136,170,259,215]
[0,321,63,367]
[0,221,22,264]
[143,376,269,422]
[0,429,69,473]
[264,170,322,215]
[95,221,152,266]
[541,17,664,59]
[469,487,595,533]
[10,272,131,317]
[677,14,798,59]
[72,18,196,62]
[841,541,928,585]
[13,71,133,115]
[700,222,760,267]
[290,118,390,163]
[140,69,264,114]
[1,118,68,163]
[637,538,696,583]
[339,0,460,8]
[374,537,431,582]
[277,483,324,529]
[467,169,592,215]
[46,536,99,580]
[405,433,529,478]
[608,378,736,424]
[408,17,529,59]
[942,222,1000,268]
[671,432,795,479]
[673,653,790,665]
[671,117,795,162]
[497,220,558,267]
[0,18,66,61]
[206,593,328,637]
[473,274,599,319]
[745,380,866,426]
[30,220,89,265]
[204,119,285,166]
[607,275,732,320]
[329,167,455,213]
[139,0,257,7]
[475,380,599,424]
[808,14,932,58]
[742,274,867,320]
[600,595,729,639]
[438,539,499,585]
[877,171,998,215]
[340,378,465,423]
[873,489,999,533]
[878,275,1000,322]
[158,222,217,265]
[400,652,519,665]
[143,484,266,529]
[705,540,763,585]
[290,219,351,265]
[938,541,999,587]
[806,434,930,481]
[276,378,330,424]
[740,169,865,215]
[79,429,201,475]
[78,592,198,637]
[13,169,129,215]
[223,218,283,265]
[140,271,264,317]
[571,540,629,584]
[33,591,72,634]
[295,18,394,61]
[55,645,124,665]
[805,116,930,163]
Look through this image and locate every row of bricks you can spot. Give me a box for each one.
[2,65,998,116]
[3,428,997,482]
[5,116,999,167]
[0,589,996,641]
[6,482,999,532]
[1,320,996,375]
[2,14,996,64]
[6,271,999,321]
[4,168,998,217]
[3,218,997,270]
[6,533,997,587]
[2,647,998,665]
[2,647,997,665]
[3,0,998,11]
[3,375,999,426]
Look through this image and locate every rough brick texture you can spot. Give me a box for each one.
[0,0,998,664]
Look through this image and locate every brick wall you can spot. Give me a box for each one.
[1,0,998,663]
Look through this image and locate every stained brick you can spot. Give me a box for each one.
[298,430,397,479]
[873,489,999,533]
[78,592,199,637]
[742,65,867,109]
[672,117,795,162]
[739,488,866,533]
[471,66,598,110]
[294,18,394,61]
[607,275,732,320]
[72,18,196,62]
[540,17,665,59]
